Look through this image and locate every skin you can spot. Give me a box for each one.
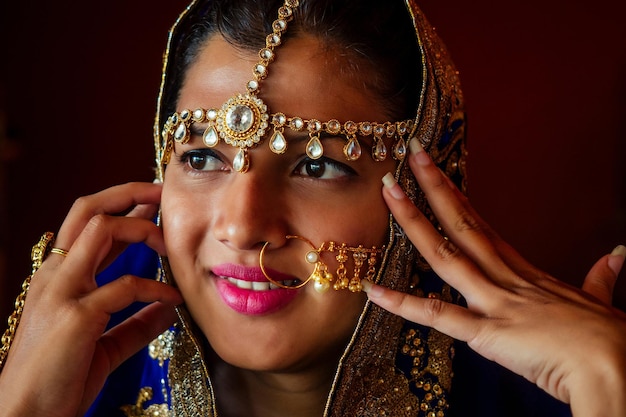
[0,25,624,417]
[367,140,626,417]
[162,35,396,416]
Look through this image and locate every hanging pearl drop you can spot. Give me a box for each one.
[233,148,250,173]
[306,136,324,159]
[203,126,219,147]
[174,123,188,143]
[344,137,362,161]
[372,138,388,161]
[269,130,287,154]
[393,137,407,160]
[314,279,330,293]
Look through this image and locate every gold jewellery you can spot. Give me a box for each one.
[0,232,68,373]
[158,0,413,173]
[259,235,384,293]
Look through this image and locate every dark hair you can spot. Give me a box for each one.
[161,0,422,123]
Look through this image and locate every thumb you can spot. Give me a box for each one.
[582,245,625,304]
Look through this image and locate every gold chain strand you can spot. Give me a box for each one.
[0,232,55,373]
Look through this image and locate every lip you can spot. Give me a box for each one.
[212,263,301,315]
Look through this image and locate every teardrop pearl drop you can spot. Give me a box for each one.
[372,138,388,161]
[233,148,250,173]
[306,136,324,159]
[203,126,219,147]
[174,123,188,143]
[314,279,330,293]
[344,137,362,161]
[393,137,407,160]
[269,130,287,154]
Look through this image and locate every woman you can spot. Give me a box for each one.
[0,0,624,416]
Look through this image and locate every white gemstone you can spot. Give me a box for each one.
[269,131,287,154]
[359,122,373,135]
[373,139,388,161]
[260,48,274,60]
[273,19,287,31]
[233,148,249,172]
[394,138,407,160]
[247,80,259,92]
[268,33,281,46]
[306,136,324,159]
[174,123,187,142]
[203,126,219,147]
[207,109,218,120]
[327,119,341,134]
[226,104,254,133]
[192,109,204,121]
[344,137,362,161]
[255,64,267,76]
[272,113,287,126]
[290,117,304,130]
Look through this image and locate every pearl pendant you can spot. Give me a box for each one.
[306,136,324,159]
[233,148,250,173]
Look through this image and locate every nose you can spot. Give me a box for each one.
[211,170,288,252]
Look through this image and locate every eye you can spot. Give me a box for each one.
[293,157,355,179]
[180,149,227,172]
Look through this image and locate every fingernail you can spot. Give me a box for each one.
[382,172,405,200]
[608,244,626,276]
[409,138,423,154]
[361,279,384,297]
[409,139,430,166]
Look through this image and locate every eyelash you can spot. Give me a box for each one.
[178,149,357,180]
[179,149,226,173]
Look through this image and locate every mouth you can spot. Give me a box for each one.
[219,275,303,291]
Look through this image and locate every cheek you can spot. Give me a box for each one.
[160,183,209,272]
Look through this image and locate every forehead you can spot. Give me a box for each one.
[178,35,388,123]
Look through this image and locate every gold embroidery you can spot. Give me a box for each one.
[120,387,170,417]
[149,329,176,366]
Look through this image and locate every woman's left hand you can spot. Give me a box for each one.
[366,140,626,417]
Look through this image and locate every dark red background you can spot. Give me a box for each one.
[1,0,625,320]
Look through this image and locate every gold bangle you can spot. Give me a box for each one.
[0,232,58,373]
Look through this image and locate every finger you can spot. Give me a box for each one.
[582,246,625,304]
[80,275,182,312]
[439,173,540,276]
[362,280,480,343]
[406,141,517,282]
[381,172,494,305]
[54,182,163,251]
[100,303,178,370]
[59,216,166,291]
[80,302,178,414]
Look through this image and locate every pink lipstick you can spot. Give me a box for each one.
[212,263,301,315]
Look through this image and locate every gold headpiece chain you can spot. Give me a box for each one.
[159,0,413,173]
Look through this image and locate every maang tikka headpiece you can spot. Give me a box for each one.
[158,0,415,173]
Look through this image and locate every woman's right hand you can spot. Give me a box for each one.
[0,182,182,417]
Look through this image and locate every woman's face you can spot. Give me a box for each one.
[161,35,396,373]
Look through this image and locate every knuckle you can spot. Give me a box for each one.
[116,274,139,291]
[454,210,481,233]
[70,195,94,214]
[85,213,110,232]
[423,297,446,324]
[435,238,460,262]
